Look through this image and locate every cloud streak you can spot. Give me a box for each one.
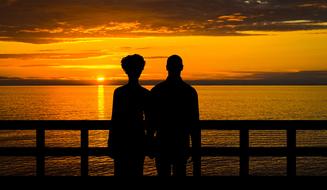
[144,56,168,59]
[0,52,109,60]
[0,0,327,43]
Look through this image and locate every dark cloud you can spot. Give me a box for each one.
[249,70,327,84]
[0,76,21,80]
[0,0,327,43]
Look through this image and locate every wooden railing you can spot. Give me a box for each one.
[0,120,326,176]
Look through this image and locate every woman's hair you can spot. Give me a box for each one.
[121,54,145,74]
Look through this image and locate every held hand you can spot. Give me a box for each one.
[145,135,158,159]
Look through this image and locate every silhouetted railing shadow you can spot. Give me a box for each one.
[0,120,326,176]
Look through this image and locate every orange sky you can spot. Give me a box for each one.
[1,30,327,82]
[1,1,327,84]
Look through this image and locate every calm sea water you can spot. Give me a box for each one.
[1,85,327,120]
[0,85,327,176]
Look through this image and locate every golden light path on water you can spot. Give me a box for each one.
[97,85,105,120]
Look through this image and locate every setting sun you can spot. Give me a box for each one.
[97,77,105,83]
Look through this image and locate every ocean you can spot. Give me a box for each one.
[0,85,327,176]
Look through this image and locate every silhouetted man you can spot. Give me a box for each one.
[150,55,200,176]
[108,54,150,176]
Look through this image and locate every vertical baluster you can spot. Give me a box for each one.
[287,128,296,176]
[36,128,45,176]
[240,128,249,176]
[193,126,202,176]
[81,128,89,176]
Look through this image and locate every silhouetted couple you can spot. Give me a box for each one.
[108,54,200,176]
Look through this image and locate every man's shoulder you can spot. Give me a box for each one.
[182,82,198,94]
[151,80,197,93]
[189,85,198,95]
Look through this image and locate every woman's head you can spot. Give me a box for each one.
[121,54,145,81]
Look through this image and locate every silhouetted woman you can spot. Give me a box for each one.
[108,54,150,176]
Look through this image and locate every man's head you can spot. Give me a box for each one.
[121,54,145,81]
[166,55,183,77]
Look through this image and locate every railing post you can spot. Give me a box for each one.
[240,128,249,176]
[287,128,296,176]
[36,128,45,176]
[192,126,202,176]
[81,128,89,176]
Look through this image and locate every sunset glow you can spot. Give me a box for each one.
[0,1,326,85]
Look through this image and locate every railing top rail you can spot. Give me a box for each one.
[0,120,111,130]
[0,120,326,130]
[201,120,327,130]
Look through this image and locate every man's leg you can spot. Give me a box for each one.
[173,157,187,176]
[156,156,171,176]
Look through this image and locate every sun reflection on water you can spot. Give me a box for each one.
[97,85,105,120]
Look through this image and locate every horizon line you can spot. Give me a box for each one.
[0,79,326,86]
